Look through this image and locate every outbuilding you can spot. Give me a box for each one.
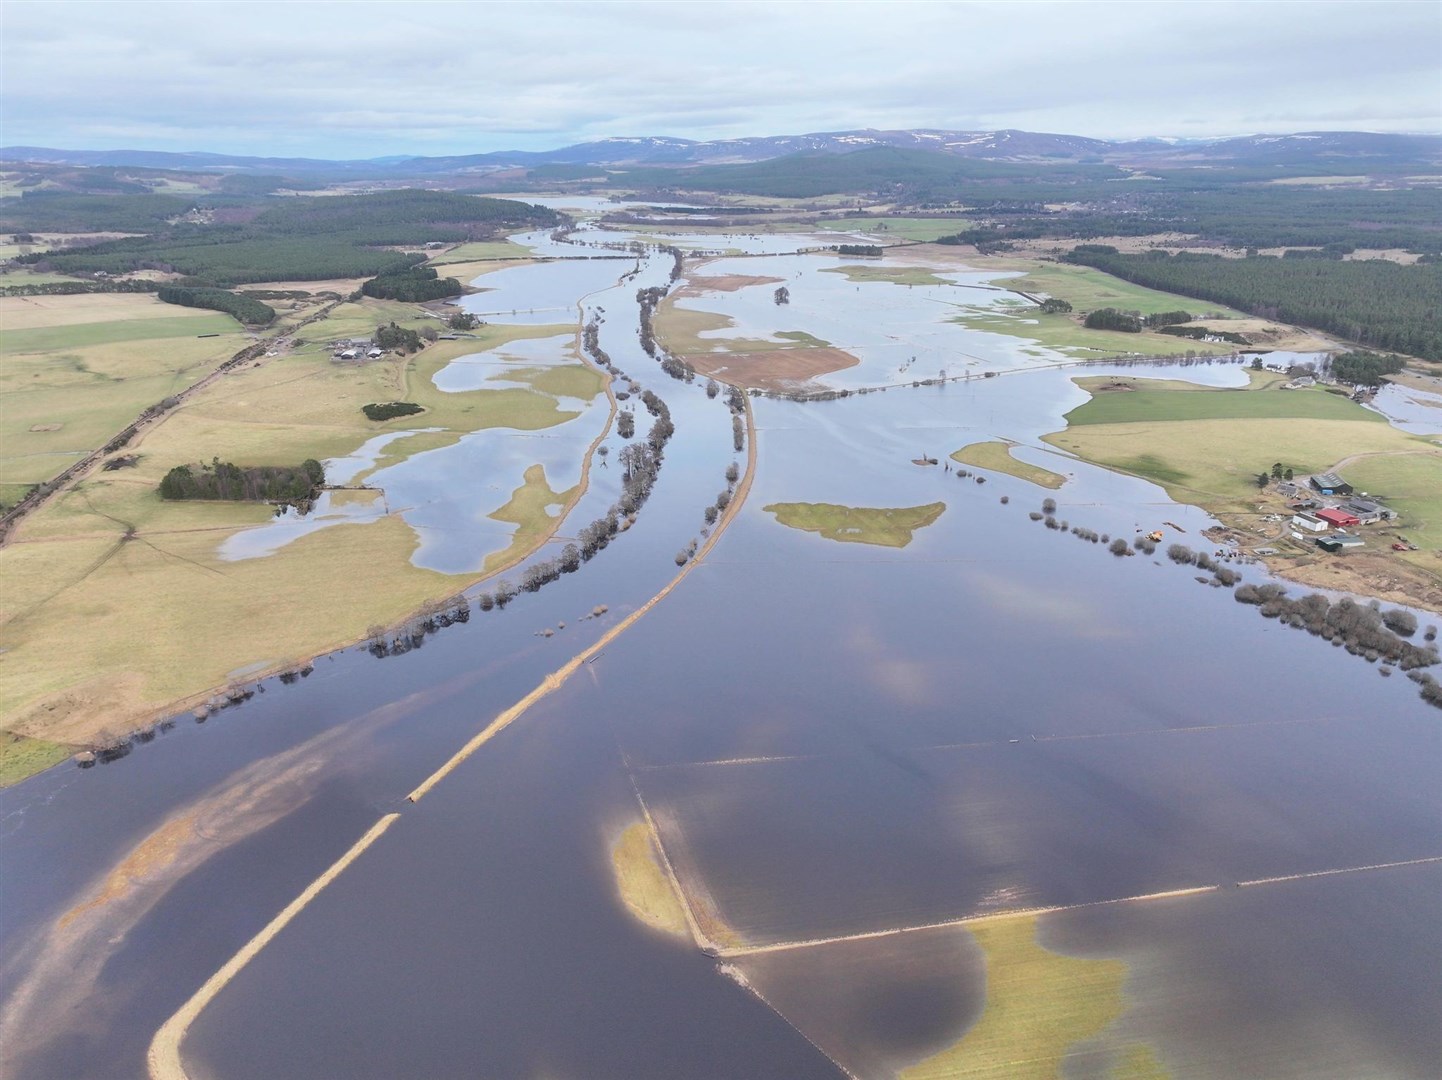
[1291,513,1328,533]
[1310,472,1354,496]
[1345,498,1386,523]
[1316,534,1364,552]
[1316,508,1361,528]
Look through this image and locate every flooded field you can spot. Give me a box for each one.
[1,235,1437,1079]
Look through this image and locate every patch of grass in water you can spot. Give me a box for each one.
[952,442,1065,490]
[902,914,1166,1079]
[773,330,832,347]
[611,822,689,939]
[764,501,945,548]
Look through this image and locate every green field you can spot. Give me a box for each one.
[1063,384,1382,426]
[2,313,238,352]
[1,297,252,493]
[764,501,946,547]
[1046,418,1429,506]
[952,442,1067,489]
[979,259,1248,319]
[1339,451,1442,551]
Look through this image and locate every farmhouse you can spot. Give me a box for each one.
[1315,508,1361,528]
[1310,472,1353,496]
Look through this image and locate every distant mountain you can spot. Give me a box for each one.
[4,129,1439,176]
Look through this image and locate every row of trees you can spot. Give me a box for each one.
[1234,585,1437,673]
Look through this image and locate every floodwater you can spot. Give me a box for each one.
[2,241,1438,1079]
[1366,381,1442,434]
[667,253,1244,388]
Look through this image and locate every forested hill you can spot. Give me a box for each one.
[8,190,558,285]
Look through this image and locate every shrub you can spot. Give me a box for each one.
[1382,609,1418,636]
[1167,544,1196,565]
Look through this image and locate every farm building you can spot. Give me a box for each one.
[1316,508,1361,528]
[1345,498,1387,523]
[1310,472,1353,496]
[1291,512,1329,533]
[1316,534,1365,552]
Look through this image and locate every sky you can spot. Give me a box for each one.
[2,0,1439,158]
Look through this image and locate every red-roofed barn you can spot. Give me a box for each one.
[1316,508,1360,528]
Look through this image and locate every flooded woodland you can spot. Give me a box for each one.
[2,220,1438,1079]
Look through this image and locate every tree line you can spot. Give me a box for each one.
[1064,248,1442,360]
[157,284,275,325]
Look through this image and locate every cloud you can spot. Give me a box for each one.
[1,0,1437,155]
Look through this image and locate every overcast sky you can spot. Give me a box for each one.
[2,1,1438,157]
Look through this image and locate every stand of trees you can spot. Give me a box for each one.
[1083,307,1142,332]
[157,285,275,325]
[159,458,324,502]
[375,322,423,353]
[361,265,463,302]
[1326,350,1405,386]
